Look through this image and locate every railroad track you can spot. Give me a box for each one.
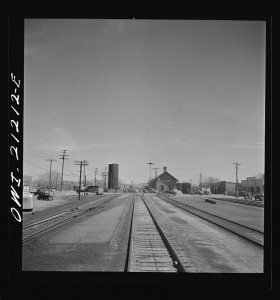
[157,194,264,247]
[127,195,188,272]
[23,195,117,243]
[204,196,264,208]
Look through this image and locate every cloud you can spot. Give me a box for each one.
[24,46,47,58]
[36,127,75,153]
[158,122,177,132]
[170,135,198,149]
[77,142,130,150]
[25,26,47,38]
[24,46,40,55]
[225,142,264,149]
[30,125,139,161]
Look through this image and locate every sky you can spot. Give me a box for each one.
[23,19,266,185]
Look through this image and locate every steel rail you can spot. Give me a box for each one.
[142,195,188,272]
[23,209,78,230]
[23,194,117,230]
[22,194,119,243]
[160,195,263,234]
[127,195,176,272]
[123,195,136,271]
[126,194,136,272]
[127,195,188,272]
[157,194,264,247]
[22,209,92,243]
[204,196,264,208]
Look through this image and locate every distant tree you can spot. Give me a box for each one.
[203,176,220,188]
[33,171,61,189]
[191,183,199,191]
[255,173,264,179]
[62,180,76,190]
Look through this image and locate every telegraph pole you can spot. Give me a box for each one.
[94,168,98,185]
[101,171,105,188]
[101,167,108,189]
[59,150,68,191]
[104,167,108,189]
[82,160,89,195]
[233,162,241,197]
[74,161,83,200]
[46,159,57,194]
[153,167,160,191]
[146,162,155,189]
[55,172,59,190]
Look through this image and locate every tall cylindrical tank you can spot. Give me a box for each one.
[108,163,119,190]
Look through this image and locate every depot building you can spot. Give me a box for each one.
[150,167,179,192]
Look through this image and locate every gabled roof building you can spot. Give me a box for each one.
[150,167,179,192]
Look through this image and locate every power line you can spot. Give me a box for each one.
[63,166,80,177]
[233,162,241,197]
[23,145,83,166]
[74,161,84,200]
[242,163,263,166]
[54,172,59,190]
[61,173,79,178]
[93,168,98,186]
[23,159,49,171]
[46,159,57,194]
[24,159,79,178]
[240,164,264,169]
[82,160,89,194]
[24,148,52,160]
[24,146,60,158]
[146,162,155,188]
[152,167,160,178]
[152,167,160,191]
[59,149,69,190]
[101,167,108,189]
[168,164,233,171]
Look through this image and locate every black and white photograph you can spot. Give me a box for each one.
[7,15,272,291]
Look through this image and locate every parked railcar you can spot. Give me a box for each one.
[96,187,103,195]
[23,190,33,211]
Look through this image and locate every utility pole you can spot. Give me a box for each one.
[55,172,59,190]
[153,167,160,191]
[233,162,241,197]
[46,159,57,194]
[82,160,89,195]
[146,162,154,189]
[101,167,108,189]
[94,168,98,185]
[199,173,202,190]
[74,161,84,200]
[59,150,68,191]
[101,171,105,188]
[104,167,108,189]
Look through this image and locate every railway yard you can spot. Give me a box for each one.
[22,192,264,273]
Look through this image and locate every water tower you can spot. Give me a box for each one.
[108,163,119,189]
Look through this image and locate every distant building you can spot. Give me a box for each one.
[108,163,119,189]
[209,176,264,195]
[176,182,191,194]
[23,175,32,191]
[210,181,241,195]
[150,167,178,192]
[241,177,264,194]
